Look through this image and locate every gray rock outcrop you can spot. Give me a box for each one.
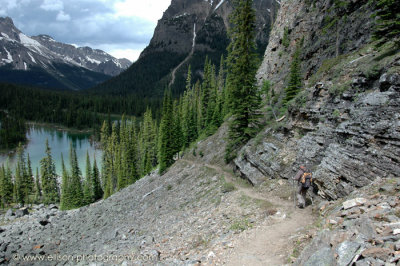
[233,0,400,201]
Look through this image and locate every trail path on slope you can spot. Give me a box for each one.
[168,24,196,88]
[181,159,315,265]
[168,47,195,88]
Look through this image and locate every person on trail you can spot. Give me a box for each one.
[293,165,312,208]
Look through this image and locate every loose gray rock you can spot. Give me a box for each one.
[336,241,361,266]
[304,246,335,266]
[15,207,29,218]
[5,209,13,218]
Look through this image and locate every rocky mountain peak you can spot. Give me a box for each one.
[96,0,278,98]
[0,16,15,27]
[0,16,132,89]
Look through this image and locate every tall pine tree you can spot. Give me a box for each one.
[83,151,93,205]
[40,139,59,204]
[69,144,84,208]
[283,42,303,105]
[158,90,174,174]
[225,0,261,162]
[92,157,103,201]
[34,167,41,204]
[0,164,13,208]
[372,0,400,46]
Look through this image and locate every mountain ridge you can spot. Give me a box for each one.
[92,0,279,97]
[0,17,131,90]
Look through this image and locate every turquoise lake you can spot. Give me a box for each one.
[0,124,102,177]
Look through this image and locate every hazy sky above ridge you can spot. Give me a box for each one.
[0,0,172,62]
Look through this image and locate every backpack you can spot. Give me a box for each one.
[300,172,312,189]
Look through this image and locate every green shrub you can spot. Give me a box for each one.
[222,182,236,193]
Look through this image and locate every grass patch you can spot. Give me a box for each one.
[221,181,236,193]
[191,234,211,249]
[230,218,252,233]
[329,81,350,96]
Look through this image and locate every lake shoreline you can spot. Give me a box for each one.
[0,123,103,176]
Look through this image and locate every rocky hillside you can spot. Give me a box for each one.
[0,124,316,265]
[0,0,399,265]
[93,0,279,96]
[234,0,400,196]
[0,17,131,90]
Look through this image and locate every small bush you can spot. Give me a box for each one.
[167,184,173,191]
[332,109,340,118]
[230,218,252,232]
[365,64,382,80]
[222,182,236,193]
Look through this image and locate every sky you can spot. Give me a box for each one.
[0,0,172,62]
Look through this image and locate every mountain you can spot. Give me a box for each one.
[0,17,131,90]
[93,0,279,97]
[1,0,400,265]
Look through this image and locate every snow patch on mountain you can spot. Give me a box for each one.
[86,56,101,65]
[215,0,225,10]
[1,32,16,42]
[27,52,36,63]
[192,23,196,48]
[2,48,13,63]
[19,33,49,57]
[112,59,122,68]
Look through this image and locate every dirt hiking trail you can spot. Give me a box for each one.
[181,159,316,265]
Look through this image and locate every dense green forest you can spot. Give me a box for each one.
[0,111,26,149]
[0,83,163,148]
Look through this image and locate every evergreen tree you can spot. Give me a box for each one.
[158,90,174,174]
[372,0,400,46]
[26,154,34,195]
[92,157,103,201]
[14,144,32,205]
[225,0,261,162]
[40,139,59,204]
[283,43,302,105]
[15,159,24,205]
[34,167,41,204]
[140,108,158,175]
[172,99,183,157]
[282,26,290,48]
[182,67,193,147]
[69,144,84,208]
[83,151,93,205]
[0,164,13,208]
[126,120,139,184]
[60,154,71,210]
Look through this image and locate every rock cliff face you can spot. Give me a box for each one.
[234,0,400,200]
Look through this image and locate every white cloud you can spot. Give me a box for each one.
[0,9,6,16]
[5,0,17,9]
[40,0,64,11]
[108,48,142,62]
[114,0,171,23]
[56,10,71,21]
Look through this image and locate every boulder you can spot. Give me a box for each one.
[379,73,400,91]
[47,204,58,210]
[361,247,392,261]
[303,246,335,266]
[343,198,367,210]
[5,209,13,218]
[15,207,29,218]
[336,241,361,266]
